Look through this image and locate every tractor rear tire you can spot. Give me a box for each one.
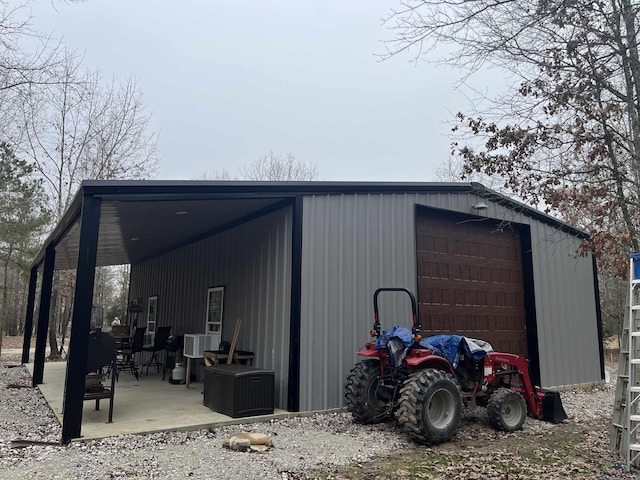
[344,360,392,424]
[487,388,527,432]
[396,369,462,445]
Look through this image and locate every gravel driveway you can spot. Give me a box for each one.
[0,354,635,480]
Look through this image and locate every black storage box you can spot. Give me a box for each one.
[204,364,275,418]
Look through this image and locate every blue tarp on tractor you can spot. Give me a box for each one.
[375,326,493,368]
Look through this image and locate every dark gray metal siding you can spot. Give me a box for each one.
[130,207,292,408]
[299,193,600,411]
[527,220,600,387]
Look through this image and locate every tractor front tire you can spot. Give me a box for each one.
[397,369,462,445]
[344,360,392,424]
[487,388,527,432]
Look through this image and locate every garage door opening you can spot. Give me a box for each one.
[415,207,539,383]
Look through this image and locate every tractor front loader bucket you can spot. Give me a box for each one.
[538,389,568,423]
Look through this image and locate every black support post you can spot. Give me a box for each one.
[33,248,55,386]
[287,196,303,412]
[21,267,39,364]
[61,195,101,443]
[593,254,605,380]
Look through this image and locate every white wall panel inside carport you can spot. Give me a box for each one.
[130,207,292,408]
[299,193,600,412]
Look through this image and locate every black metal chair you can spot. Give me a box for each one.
[85,331,117,423]
[117,326,146,380]
[143,326,171,376]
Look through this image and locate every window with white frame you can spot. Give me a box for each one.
[206,287,224,337]
[146,296,158,346]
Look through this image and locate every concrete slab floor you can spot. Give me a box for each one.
[26,362,290,441]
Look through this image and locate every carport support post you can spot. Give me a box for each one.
[287,196,303,412]
[33,248,55,386]
[61,195,101,443]
[21,267,38,364]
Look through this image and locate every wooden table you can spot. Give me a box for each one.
[203,350,254,367]
[184,355,199,389]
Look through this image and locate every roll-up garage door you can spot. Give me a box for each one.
[416,208,528,356]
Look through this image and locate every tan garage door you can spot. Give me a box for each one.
[416,208,528,356]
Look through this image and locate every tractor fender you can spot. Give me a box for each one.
[405,354,455,376]
[356,343,382,358]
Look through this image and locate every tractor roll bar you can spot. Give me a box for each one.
[372,288,420,338]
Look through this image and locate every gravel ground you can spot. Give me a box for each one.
[0,349,636,480]
[0,357,411,480]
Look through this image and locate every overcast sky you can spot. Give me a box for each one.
[27,0,495,182]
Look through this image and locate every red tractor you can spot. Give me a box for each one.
[344,288,567,444]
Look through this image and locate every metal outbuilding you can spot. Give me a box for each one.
[22,180,604,442]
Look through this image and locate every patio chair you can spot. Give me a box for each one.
[84,331,117,423]
[110,325,129,338]
[117,326,146,380]
[142,326,171,376]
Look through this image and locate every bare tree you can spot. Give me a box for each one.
[16,53,158,219]
[0,2,61,92]
[384,0,640,342]
[432,154,501,190]
[107,264,130,325]
[200,151,319,181]
[11,52,158,356]
[82,77,158,182]
[0,1,63,139]
[241,151,319,181]
[0,3,159,357]
[384,0,640,275]
[198,168,237,181]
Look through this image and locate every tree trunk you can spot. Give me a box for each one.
[48,278,59,359]
[59,305,73,358]
[48,322,59,359]
[0,247,13,357]
[7,266,19,336]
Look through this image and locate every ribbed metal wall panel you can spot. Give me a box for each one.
[300,194,418,411]
[299,193,600,411]
[130,207,292,408]
[526,221,600,387]
[476,196,601,387]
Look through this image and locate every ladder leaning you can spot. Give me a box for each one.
[610,301,629,454]
[617,253,640,464]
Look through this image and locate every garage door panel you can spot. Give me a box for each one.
[417,230,521,261]
[416,209,527,356]
[419,256,523,285]
[418,282,525,306]
[422,306,524,324]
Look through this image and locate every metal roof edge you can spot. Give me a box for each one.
[30,187,84,269]
[469,182,590,239]
[79,179,477,196]
[30,180,589,270]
